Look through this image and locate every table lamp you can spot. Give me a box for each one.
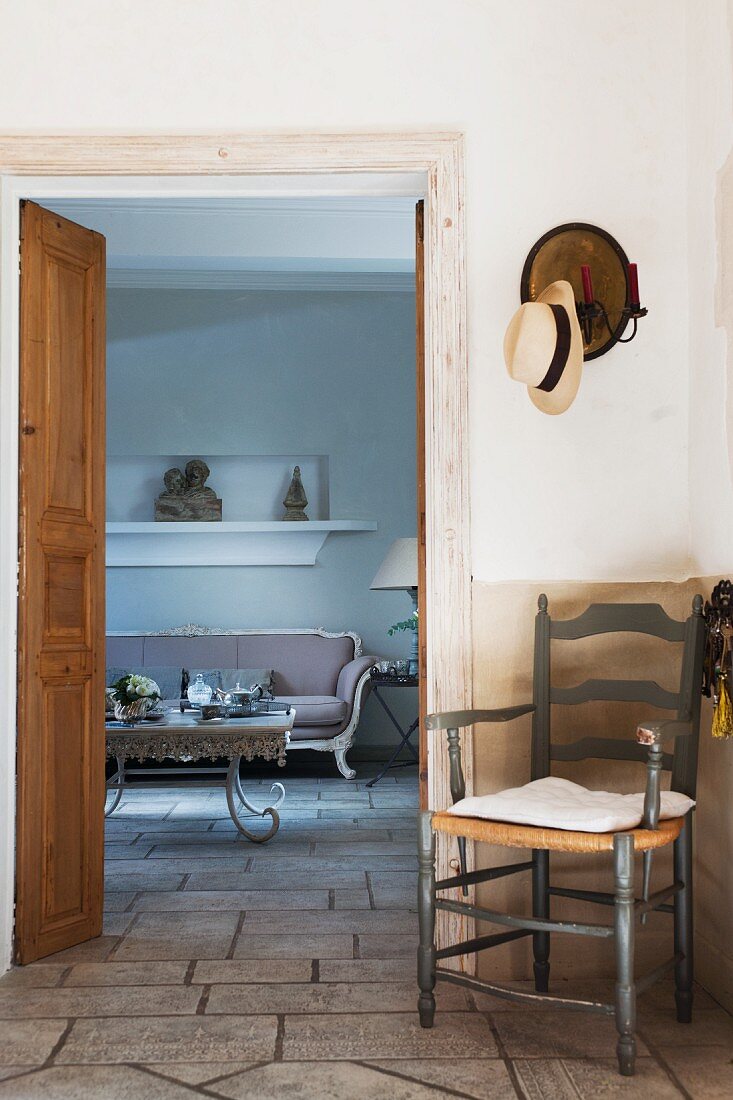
[370,538,419,677]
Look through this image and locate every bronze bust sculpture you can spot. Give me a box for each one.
[154,459,222,521]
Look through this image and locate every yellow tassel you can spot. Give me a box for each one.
[713,675,733,739]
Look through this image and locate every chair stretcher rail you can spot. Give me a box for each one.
[435,860,533,892]
[435,897,614,938]
[435,968,614,1014]
[436,927,531,960]
[549,883,680,916]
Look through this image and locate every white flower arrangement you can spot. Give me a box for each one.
[109,673,162,705]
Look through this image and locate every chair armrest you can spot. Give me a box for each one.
[426,704,534,806]
[336,656,378,711]
[425,704,535,731]
[637,720,692,831]
[636,719,692,746]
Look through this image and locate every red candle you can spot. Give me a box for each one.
[628,263,640,306]
[581,265,594,305]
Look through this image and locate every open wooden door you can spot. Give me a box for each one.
[416,200,428,810]
[16,202,106,962]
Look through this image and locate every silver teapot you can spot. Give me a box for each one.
[215,682,263,709]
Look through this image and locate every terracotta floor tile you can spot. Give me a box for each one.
[0,1021,68,1065]
[655,1044,733,1097]
[0,983,200,1018]
[56,1014,278,1064]
[192,959,312,984]
[206,980,468,1015]
[512,1057,682,1099]
[213,1060,448,1099]
[232,933,354,960]
[367,1058,518,1100]
[358,934,417,958]
[318,958,415,983]
[493,1009,650,1059]
[638,1004,733,1047]
[281,1010,497,1060]
[184,869,366,890]
[241,908,415,934]
[0,964,66,989]
[142,1062,258,1087]
[64,961,190,987]
[0,1065,204,1098]
[138,888,329,911]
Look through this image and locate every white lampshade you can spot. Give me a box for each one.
[370,538,418,590]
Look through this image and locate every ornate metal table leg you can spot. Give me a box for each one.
[104,755,126,817]
[225,757,281,843]
[235,769,285,813]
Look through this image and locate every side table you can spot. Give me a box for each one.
[366,673,419,788]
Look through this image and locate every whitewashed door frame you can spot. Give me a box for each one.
[0,133,472,969]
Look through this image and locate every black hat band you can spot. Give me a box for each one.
[536,304,571,393]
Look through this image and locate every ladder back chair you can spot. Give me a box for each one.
[418,594,706,1077]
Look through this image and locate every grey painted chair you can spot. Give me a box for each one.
[418,594,706,1077]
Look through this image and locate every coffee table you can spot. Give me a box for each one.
[105,709,295,843]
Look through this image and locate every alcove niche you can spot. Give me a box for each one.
[106,454,376,566]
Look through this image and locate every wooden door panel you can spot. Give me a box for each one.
[44,256,93,519]
[43,682,89,922]
[44,553,88,641]
[16,201,105,963]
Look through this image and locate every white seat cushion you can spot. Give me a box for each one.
[445,776,695,833]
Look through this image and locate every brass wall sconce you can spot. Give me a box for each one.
[520,223,648,360]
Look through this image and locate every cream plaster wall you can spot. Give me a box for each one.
[688,0,733,573]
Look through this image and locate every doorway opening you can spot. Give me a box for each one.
[0,135,468,972]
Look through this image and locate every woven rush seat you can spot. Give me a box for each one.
[431,810,684,853]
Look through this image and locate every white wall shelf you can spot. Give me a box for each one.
[105,520,377,567]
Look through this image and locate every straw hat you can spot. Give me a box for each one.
[503,280,583,415]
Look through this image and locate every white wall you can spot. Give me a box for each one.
[0,0,691,584]
[687,0,733,573]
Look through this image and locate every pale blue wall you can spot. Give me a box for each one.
[106,289,417,752]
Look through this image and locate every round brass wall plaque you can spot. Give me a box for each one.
[520,223,632,360]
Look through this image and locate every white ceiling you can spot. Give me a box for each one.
[44,197,417,291]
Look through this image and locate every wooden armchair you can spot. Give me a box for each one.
[418,595,706,1077]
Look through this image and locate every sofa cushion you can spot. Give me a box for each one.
[188,668,274,694]
[106,666,185,701]
[143,635,238,669]
[237,634,355,695]
[273,696,348,727]
[446,776,696,834]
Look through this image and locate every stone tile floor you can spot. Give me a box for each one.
[0,766,731,1098]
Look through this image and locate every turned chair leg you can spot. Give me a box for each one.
[417,810,436,1028]
[613,833,637,1076]
[532,848,550,992]
[673,812,694,1023]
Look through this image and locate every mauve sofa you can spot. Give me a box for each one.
[106,626,376,779]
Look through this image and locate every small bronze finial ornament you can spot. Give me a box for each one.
[283,465,309,521]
